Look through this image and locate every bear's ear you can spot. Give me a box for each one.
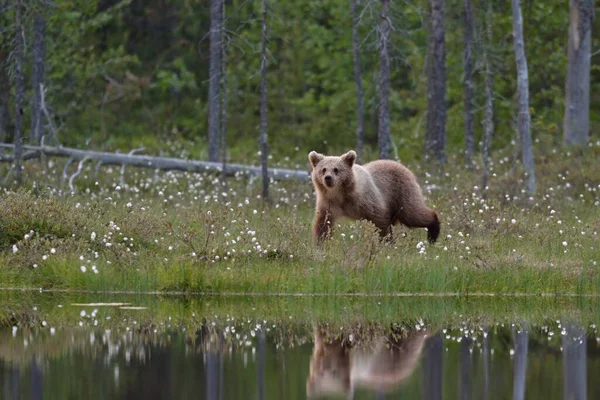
[309,151,324,168]
[341,150,356,167]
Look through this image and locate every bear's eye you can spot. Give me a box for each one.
[322,168,327,174]
[333,168,339,174]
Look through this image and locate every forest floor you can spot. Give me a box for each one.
[0,142,599,295]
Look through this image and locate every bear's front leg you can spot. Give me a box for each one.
[313,208,334,242]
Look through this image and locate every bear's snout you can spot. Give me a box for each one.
[324,175,334,186]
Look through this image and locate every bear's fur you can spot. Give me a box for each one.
[306,327,430,399]
[308,150,440,243]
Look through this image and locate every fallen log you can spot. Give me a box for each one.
[0,143,310,182]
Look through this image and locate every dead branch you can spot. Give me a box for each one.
[62,156,75,184]
[39,84,60,145]
[68,155,90,193]
[0,143,310,182]
[120,147,145,187]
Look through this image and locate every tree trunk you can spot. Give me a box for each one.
[259,0,269,201]
[31,12,46,145]
[378,0,392,160]
[563,0,593,147]
[13,4,25,185]
[481,0,495,192]
[220,0,227,180]
[512,328,528,400]
[463,0,474,166]
[422,333,443,400]
[257,330,266,400]
[425,0,447,165]
[562,323,587,400]
[208,0,222,162]
[0,50,11,144]
[459,336,472,400]
[511,0,536,195]
[482,329,490,400]
[0,143,309,181]
[206,350,218,400]
[351,0,365,163]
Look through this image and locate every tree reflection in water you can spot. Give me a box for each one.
[0,320,595,399]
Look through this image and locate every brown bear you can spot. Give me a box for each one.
[306,327,430,398]
[308,150,440,243]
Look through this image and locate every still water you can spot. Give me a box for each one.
[0,294,598,399]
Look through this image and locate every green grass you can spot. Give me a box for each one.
[2,292,599,369]
[1,290,599,330]
[0,142,599,295]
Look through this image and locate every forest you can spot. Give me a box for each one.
[0,0,598,295]
[0,0,597,173]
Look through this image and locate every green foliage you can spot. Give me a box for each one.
[1,0,599,163]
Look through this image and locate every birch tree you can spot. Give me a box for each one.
[208,0,222,162]
[422,333,443,400]
[562,323,587,400]
[512,328,528,400]
[31,9,46,144]
[511,0,536,195]
[351,0,365,163]
[425,0,446,165]
[463,0,474,167]
[259,0,269,202]
[481,0,494,192]
[378,0,392,160]
[563,0,593,147]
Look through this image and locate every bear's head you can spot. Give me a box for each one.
[308,150,356,192]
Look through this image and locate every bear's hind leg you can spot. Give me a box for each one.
[398,209,440,244]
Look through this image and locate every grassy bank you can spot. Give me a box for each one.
[0,143,599,294]
[1,291,599,330]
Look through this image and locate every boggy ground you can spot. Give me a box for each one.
[0,141,599,295]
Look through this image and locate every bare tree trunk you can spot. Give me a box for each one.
[563,0,593,147]
[0,51,11,144]
[425,0,447,165]
[208,0,222,162]
[459,336,472,400]
[481,0,494,191]
[562,323,587,400]
[512,328,528,400]
[30,356,42,400]
[422,332,443,400]
[259,0,269,202]
[463,0,474,167]
[511,0,536,195]
[351,0,365,163]
[31,12,46,145]
[482,328,490,400]
[220,0,227,180]
[257,330,266,400]
[206,350,218,400]
[0,143,309,181]
[14,3,25,185]
[378,0,392,160]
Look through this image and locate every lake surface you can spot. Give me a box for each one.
[0,292,598,399]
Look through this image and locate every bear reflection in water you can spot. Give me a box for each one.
[306,327,430,398]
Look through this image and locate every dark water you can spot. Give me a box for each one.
[0,296,598,399]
